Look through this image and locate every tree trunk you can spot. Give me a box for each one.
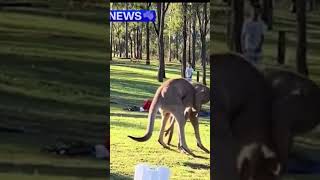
[182,2,187,78]
[269,0,273,30]
[176,34,179,61]
[125,4,129,58]
[309,0,315,11]
[197,71,199,82]
[146,3,151,64]
[114,39,117,57]
[133,28,136,58]
[188,16,192,65]
[139,25,143,59]
[201,35,206,85]
[197,3,208,85]
[157,3,163,82]
[158,36,165,81]
[111,23,113,57]
[277,31,286,65]
[118,37,121,58]
[230,0,244,53]
[136,27,139,59]
[291,0,296,13]
[146,22,150,64]
[168,32,172,62]
[192,10,196,69]
[226,2,232,50]
[296,0,308,76]
[156,3,169,82]
[130,33,133,58]
[262,0,273,30]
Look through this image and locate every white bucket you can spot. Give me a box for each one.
[134,164,170,180]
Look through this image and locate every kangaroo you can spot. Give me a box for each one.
[163,83,210,153]
[128,78,201,156]
[211,53,281,180]
[164,108,210,154]
[263,67,320,174]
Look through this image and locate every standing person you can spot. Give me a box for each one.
[241,4,267,66]
[185,62,194,82]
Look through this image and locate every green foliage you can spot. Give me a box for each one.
[165,3,183,33]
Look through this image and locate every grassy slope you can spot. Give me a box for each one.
[110,59,210,180]
[0,2,107,180]
[212,1,320,180]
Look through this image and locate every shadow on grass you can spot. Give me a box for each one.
[0,107,107,144]
[111,119,149,130]
[111,78,157,94]
[111,71,158,81]
[110,91,152,104]
[113,59,209,76]
[0,162,107,178]
[194,155,210,160]
[111,112,209,128]
[110,112,148,119]
[0,31,105,53]
[0,53,107,91]
[110,78,158,105]
[0,89,106,115]
[183,162,210,170]
[110,173,132,180]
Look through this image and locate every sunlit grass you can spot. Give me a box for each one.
[110,58,210,180]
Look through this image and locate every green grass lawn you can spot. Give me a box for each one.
[110,58,210,180]
[0,2,107,179]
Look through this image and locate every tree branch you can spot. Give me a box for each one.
[153,21,159,36]
[204,17,209,35]
[197,9,204,35]
[157,3,161,30]
[205,24,210,35]
[204,4,209,30]
[164,2,170,14]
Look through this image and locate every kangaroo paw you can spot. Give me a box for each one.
[179,145,196,157]
[158,139,170,149]
[197,143,210,153]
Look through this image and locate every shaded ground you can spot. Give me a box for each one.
[0,1,108,179]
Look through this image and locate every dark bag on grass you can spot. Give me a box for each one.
[123,105,140,111]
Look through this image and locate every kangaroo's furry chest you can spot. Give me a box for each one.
[159,82,196,110]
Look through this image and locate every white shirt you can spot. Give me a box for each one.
[242,18,267,51]
[185,67,193,78]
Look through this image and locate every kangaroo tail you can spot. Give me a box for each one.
[128,91,161,142]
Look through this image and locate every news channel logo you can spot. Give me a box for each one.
[110,10,156,22]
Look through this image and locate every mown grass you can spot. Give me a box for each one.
[110,58,210,180]
[0,2,107,179]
